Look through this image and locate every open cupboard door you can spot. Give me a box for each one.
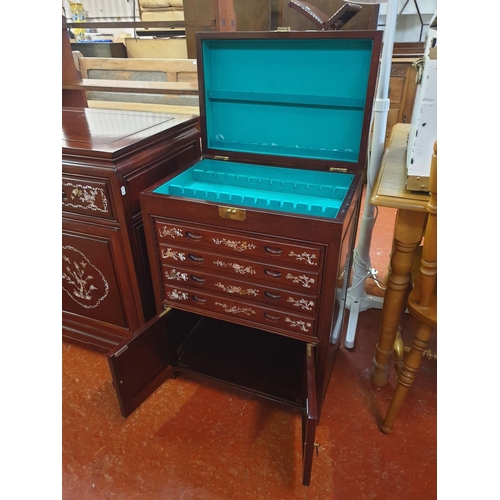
[107,308,175,418]
[302,343,318,486]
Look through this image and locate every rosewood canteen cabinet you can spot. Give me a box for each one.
[107,30,382,485]
[62,108,201,352]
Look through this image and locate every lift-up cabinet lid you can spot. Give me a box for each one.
[107,310,174,418]
[195,30,382,173]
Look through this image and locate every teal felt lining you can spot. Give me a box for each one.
[153,159,354,219]
[202,38,374,163]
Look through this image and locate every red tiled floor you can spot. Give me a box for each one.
[62,189,437,499]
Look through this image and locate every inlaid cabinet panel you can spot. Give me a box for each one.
[62,175,116,220]
[62,107,201,352]
[62,221,136,333]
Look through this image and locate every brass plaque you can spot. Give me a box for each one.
[218,206,246,221]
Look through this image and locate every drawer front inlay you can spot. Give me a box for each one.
[162,285,317,339]
[62,178,115,219]
[158,243,321,292]
[155,219,323,269]
[161,264,319,314]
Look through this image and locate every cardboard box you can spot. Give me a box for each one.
[405,14,437,192]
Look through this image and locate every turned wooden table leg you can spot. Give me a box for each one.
[380,322,434,433]
[370,210,426,388]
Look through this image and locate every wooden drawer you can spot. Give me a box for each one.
[163,285,318,339]
[62,176,115,220]
[162,263,320,315]
[155,218,324,269]
[158,243,322,293]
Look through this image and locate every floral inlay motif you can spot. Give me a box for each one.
[159,226,183,239]
[288,251,318,266]
[287,297,315,311]
[285,317,312,332]
[214,260,256,275]
[161,248,186,261]
[166,289,188,300]
[62,246,109,309]
[286,273,315,288]
[63,182,108,213]
[212,238,257,252]
[165,269,188,281]
[215,282,259,296]
[215,302,256,316]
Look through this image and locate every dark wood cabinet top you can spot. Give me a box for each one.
[62,107,198,159]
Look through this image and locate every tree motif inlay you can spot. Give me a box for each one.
[287,297,315,311]
[215,302,257,316]
[62,246,109,309]
[286,273,315,288]
[212,238,257,252]
[215,282,259,296]
[214,260,256,275]
[288,251,318,266]
[159,226,183,239]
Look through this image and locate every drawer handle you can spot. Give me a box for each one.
[264,291,281,300]
[264,245,283,256]
[264,269,282,279]
[186,231,202,240]
[192,295,207,304]
[190,275,206,284]
[188,254,205,263]
[264,312,280,322]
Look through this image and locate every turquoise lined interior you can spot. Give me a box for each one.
[202,38,374,162]
[153,159,354,219]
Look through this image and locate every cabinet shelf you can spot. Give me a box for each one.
[207,89,365,109]
[173,314,306,406]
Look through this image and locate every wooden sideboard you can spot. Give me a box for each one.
[62,107,201,352]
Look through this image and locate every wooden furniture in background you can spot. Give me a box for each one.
[62,107,201,352]
[387,57,419,143]
[380,141,437,434]
[62,18,87,108]
[73,56,199,115]
[369,123,430,388]
[183,0,272,58]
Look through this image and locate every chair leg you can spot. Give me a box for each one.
[380,322,433,434]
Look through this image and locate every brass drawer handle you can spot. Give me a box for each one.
[186,231,202,240]
[264,291,281,300]
[264,312,280,322]
[264,269,282,278]
[264,245,283,256]
[190,275,206,284]
[192,295,207,303]
[188,254,204,263]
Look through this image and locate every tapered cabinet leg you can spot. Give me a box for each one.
[380,322,433,433]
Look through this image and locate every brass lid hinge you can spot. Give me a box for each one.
[329,167,348,173]
[214,155,229,161]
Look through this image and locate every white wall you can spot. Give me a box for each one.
[378,0,437,43]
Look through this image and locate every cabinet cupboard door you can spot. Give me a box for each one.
[302,344,318,486]
[62,221,139,334]
[107,311,173,418]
